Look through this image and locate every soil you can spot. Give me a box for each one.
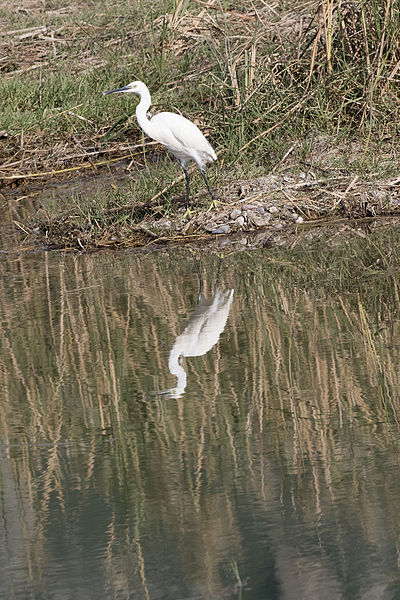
[2,163,400,252]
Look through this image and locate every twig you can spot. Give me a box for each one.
[67,111,95,125]
[281,175,354,191]
[104,200,148,215]
[195,1,256,20]
[329,175,359,211]
[131,224,159,238]
[2,25,45,36]
[271,142,298,172]
[0,153,140,180]
[13,220,31,234]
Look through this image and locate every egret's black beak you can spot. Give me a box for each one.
[104,86,131,96]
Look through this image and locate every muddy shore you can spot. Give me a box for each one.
[2,160,400,252]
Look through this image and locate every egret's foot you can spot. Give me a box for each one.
[148,388,175,399]
[206,198,221,212]
[181,207,194,220]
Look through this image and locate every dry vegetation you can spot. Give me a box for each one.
[1,0,400,248]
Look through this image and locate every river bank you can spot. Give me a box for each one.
[1,0,399,250]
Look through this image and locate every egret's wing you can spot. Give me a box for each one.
[151,112,216,161]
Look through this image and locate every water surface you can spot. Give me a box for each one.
[1,223,400,599]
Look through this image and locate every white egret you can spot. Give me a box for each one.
[104,81,217,208]
[166,287,234,398]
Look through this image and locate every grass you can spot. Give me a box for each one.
[1,1,400,247]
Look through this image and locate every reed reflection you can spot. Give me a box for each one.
[0,226,400,600]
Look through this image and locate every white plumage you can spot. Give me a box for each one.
[167,288,234,398]
[104,80,217,207]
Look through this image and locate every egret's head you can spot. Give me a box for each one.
[104,80,147,96]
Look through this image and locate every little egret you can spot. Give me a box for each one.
[164,287,234,398]
[104,81,217,208]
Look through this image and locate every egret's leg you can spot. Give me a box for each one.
[200,169,213,200]
[179,162,193,219]
[180,162,190,208]
[200,169,219,210]
[192,255,203,298]
[177,162,193,218]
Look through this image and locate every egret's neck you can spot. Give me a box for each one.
[135,89,154,138]
[168,348,187,398]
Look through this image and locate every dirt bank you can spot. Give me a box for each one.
[2,163,399,251]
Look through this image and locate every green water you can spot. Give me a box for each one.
[1,223,400,599]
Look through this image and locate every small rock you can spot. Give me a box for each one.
[295,216,304,224]
[247,212,270,228]
[211,224,230,234]
[157,219,172,231]
[283,175,294,183]
[269,206,278,214]
[254,232,269,245]
[274,223,283,230]
[205,222,217,232]
[236,215,245,227]
[291,212,299,221]
[279,207,293,220]
[230,208,241,219]
[370,189,388,201]
[256,206,265,214]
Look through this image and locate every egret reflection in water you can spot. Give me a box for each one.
[155,286,234,399]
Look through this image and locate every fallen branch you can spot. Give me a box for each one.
[0,153,140,180]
